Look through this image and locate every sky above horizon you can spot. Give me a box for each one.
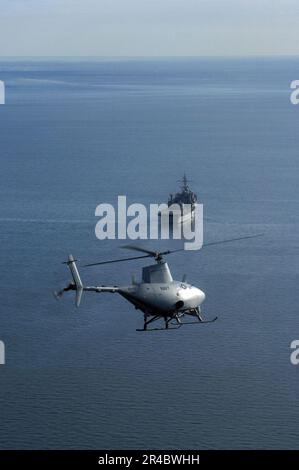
[0,0,299,57]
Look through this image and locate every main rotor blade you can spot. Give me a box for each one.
[203,233,263,248]
[159,248,184,255]
[152,235,262,257]
[84,233,263,267]
[84,253,152,267]
[122,245,185,257]
[121,245,157,256]
[160,235,263,253]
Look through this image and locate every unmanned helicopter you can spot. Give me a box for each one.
[54,234,261,332]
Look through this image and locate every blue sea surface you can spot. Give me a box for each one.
[0,57,299,449]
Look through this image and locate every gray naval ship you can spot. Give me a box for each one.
[166,174,198,223]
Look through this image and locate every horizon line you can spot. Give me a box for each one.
[0,54,299,60]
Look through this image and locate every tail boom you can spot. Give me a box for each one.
[55,254,119,307]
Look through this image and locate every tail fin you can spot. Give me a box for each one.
[64,254,83,307]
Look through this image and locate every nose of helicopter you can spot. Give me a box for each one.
[196,288,205,304]
[177,285,205,309]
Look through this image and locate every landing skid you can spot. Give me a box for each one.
[179,316,218,325]
[136,313,218,332]
[136,324,182,332]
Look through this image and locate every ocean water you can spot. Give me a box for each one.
[0,57,299,449]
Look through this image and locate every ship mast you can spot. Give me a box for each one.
[180,173,189,191]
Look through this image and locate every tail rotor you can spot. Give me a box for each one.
[54,254,83,307]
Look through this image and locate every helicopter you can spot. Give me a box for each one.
[54,234,262,332]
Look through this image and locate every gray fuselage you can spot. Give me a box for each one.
[118,280,205,316]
